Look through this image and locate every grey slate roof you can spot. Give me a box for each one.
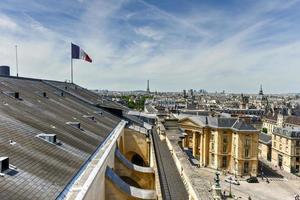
[232,120,257,131]
[176,114,257,132]
[259,132,272,144]
[0,76,121,200]
[273,127,300,139]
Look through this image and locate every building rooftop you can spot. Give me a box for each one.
[273,127,300,139]
[0,76,121,199]
[285,116,300,126]
[259,132,272,144]
[175,114,257,131]
[45,80,129,111]
[176,114,257,132]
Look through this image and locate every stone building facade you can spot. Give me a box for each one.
[271,127,300,173]
[177,115,259,177]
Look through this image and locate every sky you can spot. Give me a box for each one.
[0,0,300,93]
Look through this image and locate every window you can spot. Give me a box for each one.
[296,141,300,147]
[211,154,215,165]
[279,144,282,151]
[223,136,228,153]
[222,156,227,168]
[296,157,300,162]
[245,137,251,158]
[244,161,249,174]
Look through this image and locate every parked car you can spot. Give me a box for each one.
[225,177,240,185]
[246,176,259,183]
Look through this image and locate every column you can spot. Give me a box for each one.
[185,133,189,148]
[192,131,197,157]
[203,132,207,166]
[199,133,203,164]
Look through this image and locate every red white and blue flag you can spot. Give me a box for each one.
[71,43,92,63]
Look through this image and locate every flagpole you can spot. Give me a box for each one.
[71,43,73,83]
[15,45,19,77]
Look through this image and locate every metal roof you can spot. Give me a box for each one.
[0,76,121,199]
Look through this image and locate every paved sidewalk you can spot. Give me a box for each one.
[259,159,300,181]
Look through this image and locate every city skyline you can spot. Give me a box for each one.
[0,0,300,93]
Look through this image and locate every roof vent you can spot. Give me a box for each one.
[37,133,57,144]
[36,91,48,98]
[83,115,95,121]
[9,140,16,145]
[94,111,103,116]
[54,91,64,97]
[0,157,9,173]
[66,122,81,129]
[4,91,22,100]
[14,92,19,99]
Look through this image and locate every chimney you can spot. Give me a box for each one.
[43,92,47,98]
[14,92,19,99]
[0,157,9,172]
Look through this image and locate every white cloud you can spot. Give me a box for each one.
[0,0,300,93]
[134,26,164,41]
[0,15,19,31]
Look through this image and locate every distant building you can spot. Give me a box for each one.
[258,132,272,161]
[188,89,194,97]
[146,80,150,93]
[177,115,259,176]
[254,85,268,109]
[183,89,187,98]
[240,93,249,109]
[262,113,300,134]
[272,127,300,173]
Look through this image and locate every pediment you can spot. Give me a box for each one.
[178,118,200,128]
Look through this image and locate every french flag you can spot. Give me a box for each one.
[71,43,92,63]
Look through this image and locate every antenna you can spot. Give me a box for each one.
[15,45,19,77]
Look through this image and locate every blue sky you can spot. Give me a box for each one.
[0,0,300,93]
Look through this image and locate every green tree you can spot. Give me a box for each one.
[262,128,268,134]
